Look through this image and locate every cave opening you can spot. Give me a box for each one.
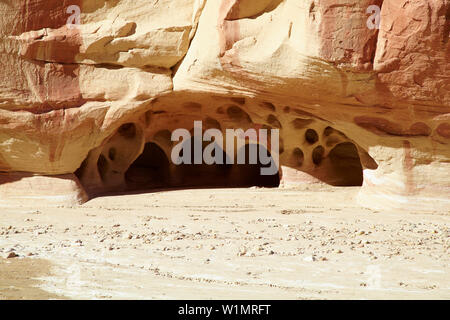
[123,138,280,192]
[230,144,280,188]
[125,142,170,190]
[172,137,233,188]
[326,142,364,186]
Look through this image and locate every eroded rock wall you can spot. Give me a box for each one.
[0,0,448,212]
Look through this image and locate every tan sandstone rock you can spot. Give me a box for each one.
[0,0,448,212]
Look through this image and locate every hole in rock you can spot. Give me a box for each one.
[326,142,364,186]
[123,137,280,192]
[232,144,280,188]
[323,126,334,136]
[73,94,378,198]
[125,142,170,189]
[292,148,304,166]
[108,148,117,161]
[302,141,367,186]
[171,137,233,188]
[305,129,319,144]
[118,123,137,139]
[226,105,252,123]
[312,145,325,165]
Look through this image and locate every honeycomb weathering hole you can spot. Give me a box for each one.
[305,129,319,144]
[292,148,305,167]
[296,141,366,186]
[312,145,325,165]
[226,105,252,123]
[324,126,334,136]
[118,123,137,139]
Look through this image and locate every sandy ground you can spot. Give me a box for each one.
[0,185,449,300]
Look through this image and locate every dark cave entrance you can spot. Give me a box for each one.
[124,139,280,191]
[325,142,364,186]
[76,125,371,198]
[230,144,280,188]
[125,142,170,190]
[170,138,280,188]
[172,137,233,188]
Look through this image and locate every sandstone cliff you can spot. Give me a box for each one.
[0,0,449,212]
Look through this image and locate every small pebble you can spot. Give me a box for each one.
[6,252,18,259]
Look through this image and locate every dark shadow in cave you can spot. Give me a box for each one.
[232,144,280,188]
[125,142,170,190]
[324,142,364,186]
[172,137,233,188]
[124,138,280,192]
